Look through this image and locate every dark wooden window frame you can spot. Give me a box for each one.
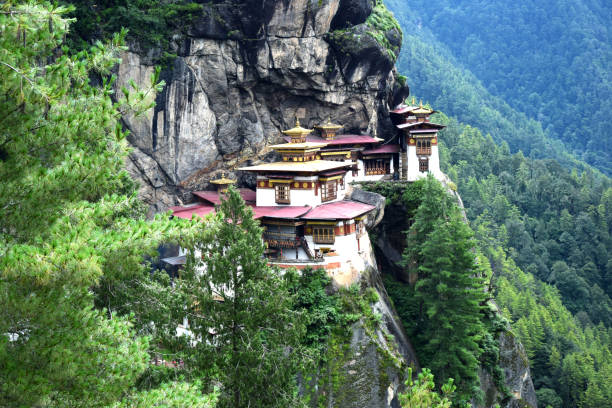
[364,158,391,175]
[274,183,290,204]
[313,226,335,244]
[419,157,429,173]
[416,139,432,155]
[321,180,337,202]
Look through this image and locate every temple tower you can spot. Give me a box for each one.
[391,99,445,181]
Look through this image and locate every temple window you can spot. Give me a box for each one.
[321,180,337,202]
[364,159,390,175]
[416,139,431,155]
[419,158,429,173]
[275,184,290,204]
[313,226,335,244]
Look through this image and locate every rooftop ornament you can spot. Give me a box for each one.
[282,117,314,143]
[210,172,236,192]
[316,117,343,140]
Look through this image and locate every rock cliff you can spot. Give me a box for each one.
[116,0,409,213]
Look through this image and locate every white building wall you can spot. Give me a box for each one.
[351,158,396,182]
[256,175,348,207]
[255,187,277,206]
[406,144,444,182]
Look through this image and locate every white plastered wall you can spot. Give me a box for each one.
[406,144,444,182]
[255,175,347,207]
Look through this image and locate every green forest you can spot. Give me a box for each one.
[387,0,612,175]
[438,115,611,408]
[379,3,612,405]
[386,0,612,175]
[2,1,611,408]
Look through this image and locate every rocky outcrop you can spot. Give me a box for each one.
[346,186,386,228]
[478,330,537,408]
[309,264,420,408]
[116,0,409,214]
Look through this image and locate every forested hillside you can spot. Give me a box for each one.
[386,0,612,175]
[435,116,612,407]
[387,0,612,175]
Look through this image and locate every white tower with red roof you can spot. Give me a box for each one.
[391,99,445,181]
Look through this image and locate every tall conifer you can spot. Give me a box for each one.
[403,176,487,403]
[181,187,305,408]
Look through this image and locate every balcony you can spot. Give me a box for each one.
[263,232,300,248]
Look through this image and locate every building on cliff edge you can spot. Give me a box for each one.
[166,106,444,282]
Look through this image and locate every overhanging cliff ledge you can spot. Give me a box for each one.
[116,0,410,213]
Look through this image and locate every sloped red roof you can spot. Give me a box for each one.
[301,200,375,220]
[172,204,216,219]
[390,105,419,114]
[397,122,446,130]
[362,144,400,155]
[251,206,312,219]
[193,188,256,206]
[409,129,441,134]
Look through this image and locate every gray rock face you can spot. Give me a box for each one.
[347,186,386,228]
[116,0,409,214]
[307,266,419,408]
[478,330,537,408]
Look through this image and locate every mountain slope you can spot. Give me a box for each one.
[386,0,612,175]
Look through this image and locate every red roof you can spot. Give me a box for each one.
[239,188,257,202]
[397,122,446,130]
[284,134,380,145]
[172,204,216,219]
[362,144,400,155]
[251,206,312,219]
[390,105,419,114]
[193,188,256,206]
[301,200,375,220]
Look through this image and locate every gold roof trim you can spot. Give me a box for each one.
[316,117,343,130]
[269,141,327,149]
[281,118,314,136]
[210,173,236,185]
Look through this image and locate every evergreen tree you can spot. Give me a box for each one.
[0,2,199,406]
[180,187,305,408]
[398,367,455,408]
[403,176,487,403]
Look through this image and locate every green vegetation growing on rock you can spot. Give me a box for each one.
[398,367,454,408]
[365,0,401,61]
[62,0,203,58]
[365,178,493,405]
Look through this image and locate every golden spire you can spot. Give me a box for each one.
[419,99,423,108]
[412,96,416,105]
[295,117,300,127]
[210,171,236,186]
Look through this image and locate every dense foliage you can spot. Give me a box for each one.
[385,0,601,175]
[398,368,454,408]
[365,179,491,405]
[63,0,203,58]
[436,114,612,327]
[387,0,612,175]
[436,114,612,407]
[180,187,306,408]
[0,2,210,406]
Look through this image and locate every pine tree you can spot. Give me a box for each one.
[403,176,487,403]
[180,187,305,408]
[0,2,198,406]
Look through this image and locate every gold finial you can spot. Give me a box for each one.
[327,116,332,124]
[295,117,300,127]
[412,97,416,105]
[419,99,423,108]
